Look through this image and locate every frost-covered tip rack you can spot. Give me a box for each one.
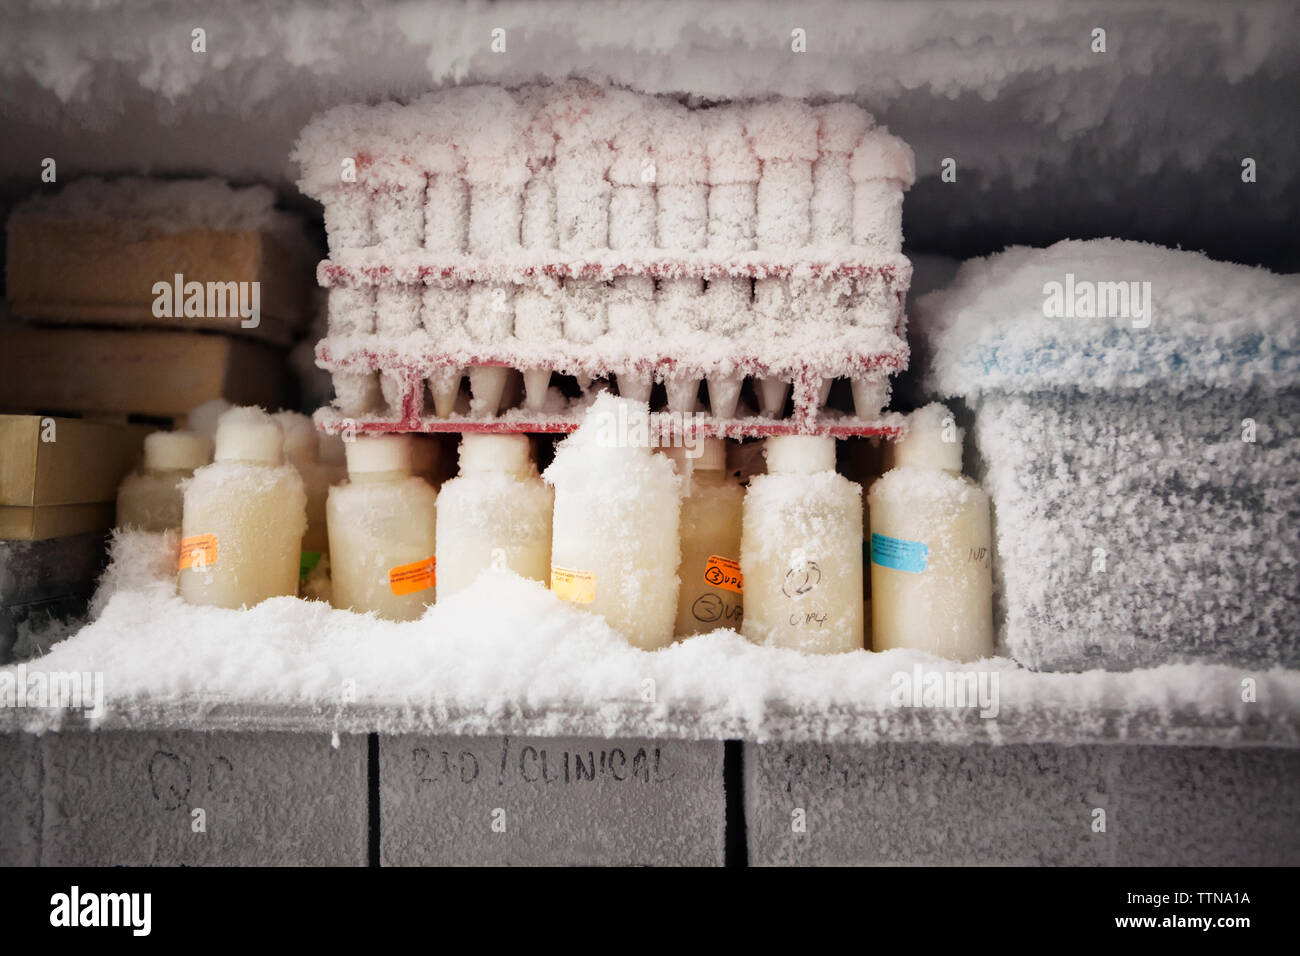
[297,82,915,437]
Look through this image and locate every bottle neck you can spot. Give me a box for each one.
[349,469,411,484]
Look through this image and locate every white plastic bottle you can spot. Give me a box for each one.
[327,435,438,621]
[179,407,306,609]
[436,434,553,599]
[869,404,993,661]
[116,430,211,532]
[741,435,864,654]
[274,411,332,573]
[544,395,681,650]
[663,440,744,637]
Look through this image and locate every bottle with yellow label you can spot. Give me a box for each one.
[544,395,681,650]
[179,407,306,609]
[741,435,864,653]
[662,439,744,636]
[435,434,553,599]
[869,403,993,661]
[327,434,438,621]
[116,430,210,532]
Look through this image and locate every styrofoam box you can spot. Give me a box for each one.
[35,730,368,866]
[745,741,1300,866]
[380,735,725,866]
[0,733,41,866]
[972,386,1300,671]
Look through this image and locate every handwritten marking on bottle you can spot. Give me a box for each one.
[389,556,436,596]
[692,593,743,626]
[178,534,218,571]
[551,566,596,603]
[782,561,821,597]
[703,555,743,593]
[789,610,829,628]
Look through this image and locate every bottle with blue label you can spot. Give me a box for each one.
[868,404,993,661]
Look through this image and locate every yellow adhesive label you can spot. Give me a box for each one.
[178,534,218,571]
[704,555,743,594]
[551,566,596,604]
[389,557,436,596]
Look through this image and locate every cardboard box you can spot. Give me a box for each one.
[7,221,312,346]
[0,503,115,541]
[0,414,150,507]
[380,735,726,866]
[0,327,290,419]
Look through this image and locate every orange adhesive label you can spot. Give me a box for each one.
[178,534,218,571]
[703,555,743,594]
[551,566,596,604]
[389,557,436,596]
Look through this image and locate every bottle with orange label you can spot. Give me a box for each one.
[661,439,744,636]
[116,429,211,532]
[179,407,307,609]
[327,434,438,621]
[435,434,553,600]
[740,434,865,654]
[544,394,681,650]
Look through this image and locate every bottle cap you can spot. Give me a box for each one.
[214,407,284,465]
[272,411,319,466]
[764,435,836,474]
[345,435,413,475]
[661,438,727,472]
[893,403,963,473]
[458,433,532,474]
[143,430,210,471]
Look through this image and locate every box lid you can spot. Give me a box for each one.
[912,240,1300,398]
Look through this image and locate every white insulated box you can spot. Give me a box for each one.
[31,730,368,866]
[379,735,726,866]
[744,741,1300,866]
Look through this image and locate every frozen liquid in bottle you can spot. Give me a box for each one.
[869,404,993,661]
[741,435,864,654]
[274,411,332,564]
[544,395,681,650]
[116,430,210,532]
[436,434,553,599]
[327,434,438,621]
[179,407,306,609]
[662,440,744,636]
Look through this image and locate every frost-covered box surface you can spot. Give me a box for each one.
[913,240,1300,671]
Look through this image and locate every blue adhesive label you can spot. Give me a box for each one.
[871,533,929,574]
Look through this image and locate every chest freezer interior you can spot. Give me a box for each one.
[0,0,1297,868]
